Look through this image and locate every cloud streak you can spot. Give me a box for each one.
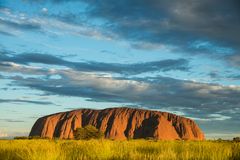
[0,51,190,75]
[0,118,24,123]
[0,7,110,39]
[0,98,55,105]
[1,62,239,121]
[0,18,41,31]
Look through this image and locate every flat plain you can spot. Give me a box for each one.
[0,139,239,160]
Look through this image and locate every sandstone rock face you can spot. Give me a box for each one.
[29,107,205,140]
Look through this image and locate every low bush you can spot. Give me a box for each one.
[73,125,104,140]
[14,136,29,140]
[233,137,240,142]
[28,136,50,140]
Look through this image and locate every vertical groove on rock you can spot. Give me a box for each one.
[124,109,137,138]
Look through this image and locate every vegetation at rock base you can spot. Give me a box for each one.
[14,136,29,140]
[0,139,240,160]
[73,125,104,140]
[233,137,240,142]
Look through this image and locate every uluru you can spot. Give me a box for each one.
[29,107,205,140]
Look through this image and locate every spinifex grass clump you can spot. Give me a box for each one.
[0,140,239,160]
[0,140,60,160]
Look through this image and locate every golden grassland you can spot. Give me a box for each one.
[0,139,239,160]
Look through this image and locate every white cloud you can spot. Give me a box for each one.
[208,114,231,121]
[0,61,48,75]
[1,61,240,121]
[0,7,113,40]
[41,8,48,14]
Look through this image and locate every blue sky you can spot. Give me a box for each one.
[0,0,240,139]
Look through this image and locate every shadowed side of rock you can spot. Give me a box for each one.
[29,107,205,140]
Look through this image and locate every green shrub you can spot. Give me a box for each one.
[145,137,157,141]
[73,125,104,140]
[233,137,240,142]
[28,136,50,140]
[14,136,29,140]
